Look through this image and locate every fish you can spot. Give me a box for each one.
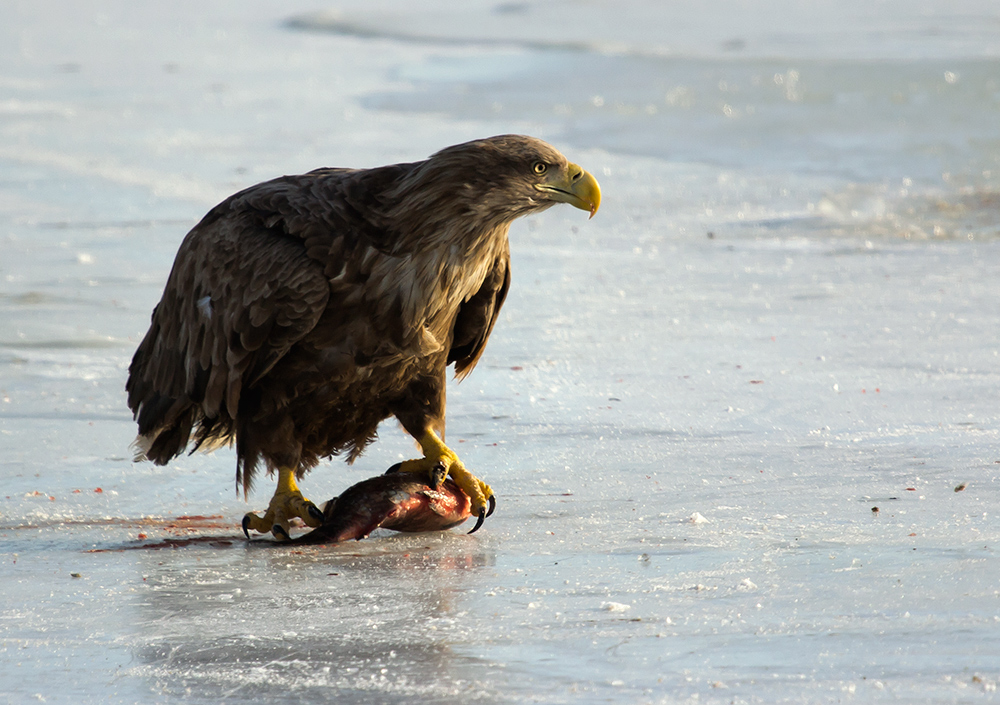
[289,468,482,545]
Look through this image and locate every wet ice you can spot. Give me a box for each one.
[2,1,1000,703]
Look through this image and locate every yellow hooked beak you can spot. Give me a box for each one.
[536,162,601,218]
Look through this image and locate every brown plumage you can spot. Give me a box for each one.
[126,135,600,503]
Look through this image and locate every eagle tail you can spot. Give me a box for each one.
[131,399,197,466]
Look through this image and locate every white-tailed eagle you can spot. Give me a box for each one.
[126,135,601,538]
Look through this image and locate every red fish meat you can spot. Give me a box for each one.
[291,473,474,545]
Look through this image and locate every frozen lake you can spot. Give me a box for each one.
[2,1,999,702]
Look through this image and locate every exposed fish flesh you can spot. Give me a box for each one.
[291,472,475,545]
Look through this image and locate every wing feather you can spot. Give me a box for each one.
[448,245,511,380]
[127,211,330,460]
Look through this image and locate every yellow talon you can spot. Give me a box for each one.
[242,467,324,540]
[392,429,495,529]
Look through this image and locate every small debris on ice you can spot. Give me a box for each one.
[686,512,709,524]
[602,601,631,612]
[738,578,758,590]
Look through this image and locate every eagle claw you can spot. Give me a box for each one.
[429,461,448,488]
[468,507,487,534]
[272,524,291,542]
[307,503,325,525]
[468,494,496,534]
[385,461,446,488]
[380,444,494,532]
[242,515,252,539]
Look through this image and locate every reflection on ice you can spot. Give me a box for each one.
[128,538,496,702]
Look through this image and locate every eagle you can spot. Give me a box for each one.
[126,135,601,539]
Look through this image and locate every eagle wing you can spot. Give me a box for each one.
[448,243,511,380]
[127,193,331,462]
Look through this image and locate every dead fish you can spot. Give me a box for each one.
[290,472,477,545]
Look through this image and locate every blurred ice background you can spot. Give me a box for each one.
[1,1,999,702]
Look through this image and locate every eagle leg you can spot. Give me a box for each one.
[242,467,324,540]
[389,429,496,533]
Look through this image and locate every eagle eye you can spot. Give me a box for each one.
[532,161,548,176]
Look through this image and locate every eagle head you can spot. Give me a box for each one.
[423,135,602,225]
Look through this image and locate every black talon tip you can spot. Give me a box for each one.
[430,461,447,488]
[468,507,486,535]
[385,462,402,475]
[242,515,252,539]
[272,524,291,542]
[485,494,497,518]
[308,503,325,524]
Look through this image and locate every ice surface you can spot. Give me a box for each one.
[2,1,999,703]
